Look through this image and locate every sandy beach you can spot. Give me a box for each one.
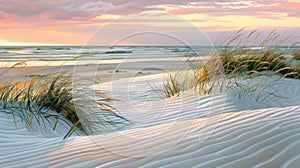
[1,0,300,167]
[1,51,300,167]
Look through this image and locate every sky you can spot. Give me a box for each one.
[0,0,299,46]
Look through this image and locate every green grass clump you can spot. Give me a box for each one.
[163,73,181,97]
[162,29,300,100]
[36,74,80,130]
[217,30,299,79]
[0,65,130,138]
[293,50,300,60]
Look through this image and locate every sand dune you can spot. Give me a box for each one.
[97,74,300,129]
[1,73,300,167]
[1,107,300,167]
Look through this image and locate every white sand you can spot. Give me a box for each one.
[1,61,300,167]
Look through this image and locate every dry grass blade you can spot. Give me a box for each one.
[0,67,130,138]
[10,61,27,68]
[162,29,300,101]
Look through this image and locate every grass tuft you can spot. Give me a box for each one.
[163,73,181,98]
[293,50,300,60]
[163,29,300,100]
[0,66,130,138]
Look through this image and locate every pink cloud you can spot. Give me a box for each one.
[0,0,298,24]
[0,0,299,45]
[168,1,300,19]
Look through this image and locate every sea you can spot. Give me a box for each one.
[0,46,299,67]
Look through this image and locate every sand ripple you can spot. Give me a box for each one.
[0,74,299,167]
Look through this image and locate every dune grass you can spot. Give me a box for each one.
[0,65,130,138]
[217,30,299,79]
[162,29,300,99]
[162,73,182,97]
[293,50,300,60]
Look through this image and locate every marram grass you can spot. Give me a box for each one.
[294,50,300,60]
[163,29,300,100]
[0,65,130,138]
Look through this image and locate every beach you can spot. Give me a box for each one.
[1,0,300,166]
[1,46,300,167]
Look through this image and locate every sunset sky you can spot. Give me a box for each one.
[0,0,299,46]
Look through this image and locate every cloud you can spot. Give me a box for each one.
[168,1,300,19]
[287,11,300,17]
[0,0,55,16]
[0,0,297,21]
[0,0,299,45]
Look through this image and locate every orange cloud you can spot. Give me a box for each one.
[0,0,298,45]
